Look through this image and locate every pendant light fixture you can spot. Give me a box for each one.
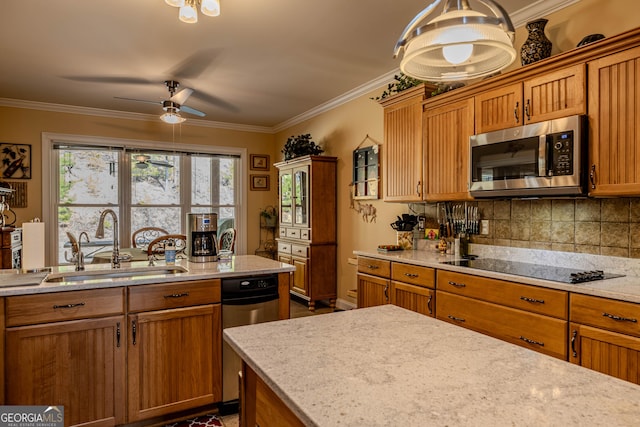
[394,0,516,82]
[165,0,221,24]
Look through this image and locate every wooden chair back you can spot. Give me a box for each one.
[217,228,236,253]
[132,227,169,248]
[147,234,187,256]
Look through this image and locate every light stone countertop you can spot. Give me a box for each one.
[0,255,295,296]
[223,304,640,427]
[355,244,640,304]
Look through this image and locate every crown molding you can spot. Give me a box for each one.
[510,0,581,28]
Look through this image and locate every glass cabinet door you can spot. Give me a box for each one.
[293,166,309,227]
[279,170,293,225]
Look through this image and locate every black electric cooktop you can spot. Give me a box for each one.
[441,258,624,284]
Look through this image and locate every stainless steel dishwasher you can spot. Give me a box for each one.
[221,274,279,412]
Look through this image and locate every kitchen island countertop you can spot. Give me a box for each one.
[224,304,640,426]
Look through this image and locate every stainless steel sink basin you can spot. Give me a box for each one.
[44,266,188,283]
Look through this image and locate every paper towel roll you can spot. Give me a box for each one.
[22,221,45,271]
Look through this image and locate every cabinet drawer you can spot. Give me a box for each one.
[571,294,640,337]
[357,257,390,278]
[128,279,220,313]
[392,263,435,288]
[437,270,568,319]
[437,291,567,360]
[286,228,301,239]
[278,241,292,254]
[6,287,125,327]
[300,229,310,240]
[291,244,308,257]
[279,227,287,238]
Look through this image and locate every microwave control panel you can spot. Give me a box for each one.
[548,131,574,176]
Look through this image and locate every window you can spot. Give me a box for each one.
[42,134,245,265]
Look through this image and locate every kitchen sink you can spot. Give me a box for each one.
[44,266,189,283]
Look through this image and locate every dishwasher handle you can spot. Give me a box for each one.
[222,293,279,305]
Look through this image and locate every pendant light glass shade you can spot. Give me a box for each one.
[201,0,220,17]
[394,0,516,82]
[179,1,198,23]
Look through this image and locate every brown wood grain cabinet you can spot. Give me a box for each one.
[588,45,640,196]
[570,294,640,384]
[390,263,435,317]
[126,279,222,421]
[423,97,475,201]
[5,288,126,427]
[276,155,337,311]
[436,271,568,360]
[356,256,391,308]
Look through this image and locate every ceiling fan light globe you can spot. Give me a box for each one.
[179,3,198,23]
[165,0,185,7]
[201,0,220,17]
[160,112,186,124]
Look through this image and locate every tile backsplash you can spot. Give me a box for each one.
[469,198,640,259]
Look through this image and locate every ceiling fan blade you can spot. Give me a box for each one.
[171,88,194,105]
[180,105,206,117]
[63,76,153,85]
[191,91,239,113]
[147,160,174,168]
[114,96,162,105]
[169,48,222,79]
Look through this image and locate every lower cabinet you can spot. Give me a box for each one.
[126,280,222,421]
[357,273,390,308]
[5,288,126,427]
[391,282,434,317]
[569,293,640,385]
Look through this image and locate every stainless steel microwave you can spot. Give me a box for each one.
[469,115,587,198]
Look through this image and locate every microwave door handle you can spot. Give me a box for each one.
[538,135,547,177]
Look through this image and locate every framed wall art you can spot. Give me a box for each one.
[250,175,270,191]
[1,143,31,179]
[250,154,270,171]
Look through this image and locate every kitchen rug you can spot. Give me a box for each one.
[164,414,223,427]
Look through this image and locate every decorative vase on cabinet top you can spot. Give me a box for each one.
[520,18,552,66]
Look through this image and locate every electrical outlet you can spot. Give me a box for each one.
[480,220,489,235]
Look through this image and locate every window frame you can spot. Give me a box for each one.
[42,132,247,266]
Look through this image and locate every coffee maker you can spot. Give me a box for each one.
[186,213,218,262]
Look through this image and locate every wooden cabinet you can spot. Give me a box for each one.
[588,46,640,196]
[0,227,21,269]
[475,64,586,133]
[276,155,337,311]
[423,97,475,201]
[5,288,126,427]
[436,270,568,359]
[379,84,431,202]
[356,256,391,308]
[569,294,640,384]
[126,280,222,421]
[390,263,435,317]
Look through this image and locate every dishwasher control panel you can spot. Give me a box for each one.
[221,274,279,302]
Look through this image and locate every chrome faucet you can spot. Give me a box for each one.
[76,232,90,271]
[96,209,121,268]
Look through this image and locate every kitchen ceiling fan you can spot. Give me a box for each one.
[133,154,174,169]
[116,80,205,123]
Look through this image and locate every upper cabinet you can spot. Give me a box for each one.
[475,64,586,134]
[379,84,432,202]
[588,46,640,196]
[423,98,475,201]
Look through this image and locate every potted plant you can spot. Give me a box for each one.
[371,73,425,101]
[260,206,278,227]
[281,133,324,160]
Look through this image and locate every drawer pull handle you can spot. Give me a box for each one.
[404,273,419,278]
[571,329,578,358]
[427,294,433,315]
[519,336,544,347]
[447,315,465,322]
[602,312,637,323]
[164,292,190,299]
[448,281,466,288]
[116,322,121,348]
[53,302,86,309]
[132,320,137,346]
[520,296,545,304]
[366,265,379,270]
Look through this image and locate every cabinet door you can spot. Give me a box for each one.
[475,82,523,133]
[279,170,293,226]
[588,47,640,196]
[523,63,586,124]
[391,281,434,317]
[6,316,126,427]
[292,166,309,227]
[291,255,308,296]
[382,92,424,202]
[570,323,640,385]
[127,304,221,421]
[424,97,475,201]
[357,273,390,308]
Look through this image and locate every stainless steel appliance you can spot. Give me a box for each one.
[440,258,624,284]
[186,213,217,262]
[221,275,279,412]
[469,115,587,197]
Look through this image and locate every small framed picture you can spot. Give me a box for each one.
[250,154,270,171]
[0,143,31,179]
[250,174,270,191]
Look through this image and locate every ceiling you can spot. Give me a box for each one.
[0,0,559,131]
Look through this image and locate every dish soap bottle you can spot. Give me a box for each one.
[165,238,176,265]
